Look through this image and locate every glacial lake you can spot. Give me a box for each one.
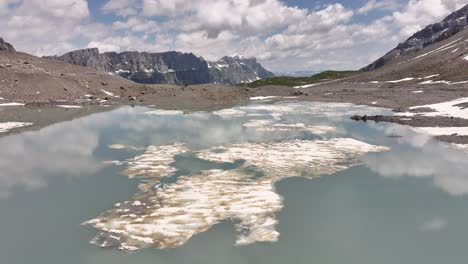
[1,101,468,264]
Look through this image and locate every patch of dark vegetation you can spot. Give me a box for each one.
[242,70,359,88]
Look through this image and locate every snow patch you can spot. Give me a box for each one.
[101,89,119,98]
[57,105,84,109]
[413,127,468,136]
[386,77,414,83]
[0,103,25,106]
[250,96,279,101]
[0,122,33,133]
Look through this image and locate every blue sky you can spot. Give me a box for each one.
[0,0,466,72]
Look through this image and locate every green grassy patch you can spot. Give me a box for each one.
[242,70,359,88]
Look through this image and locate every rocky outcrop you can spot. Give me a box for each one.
[0,38,15,52]
[47,50,274,85]
[208,55,275,84]
[363,4,468,71]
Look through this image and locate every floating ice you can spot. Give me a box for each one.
[108,144,146,151]
[213,109,248,117]
[242,120,341,135]
[85,138,389,251]
[122,143,189,179]
[144,110,184,116]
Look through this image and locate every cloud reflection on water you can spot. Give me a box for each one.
[364,124,468,196]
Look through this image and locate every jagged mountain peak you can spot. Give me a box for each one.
[363,4,468,71]
[208,55,274,84]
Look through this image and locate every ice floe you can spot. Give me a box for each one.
[144,110,184,115]
[197,139,389,180]
[85,138,389,251]
[122,143,189,179]
[108,144,146,151]
[213,109,247,116]
[453,144,468,152]
[0,122,33,133]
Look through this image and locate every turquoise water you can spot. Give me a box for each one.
[1,101,468,264]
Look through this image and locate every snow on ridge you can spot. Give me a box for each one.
[412,37,463,60]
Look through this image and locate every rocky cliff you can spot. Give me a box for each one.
[208,55,275,84]
[47,49,211,85]
[0,38,15,52]
[48,50,274,85]
[363,4,468,71]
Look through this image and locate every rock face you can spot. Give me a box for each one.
[0,38,15,52]
[363,4,468,71]
[208,55,275,84]
[47,49,211,85]
[47,50,274,85]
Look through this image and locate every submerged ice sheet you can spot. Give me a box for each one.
[197,139,389,179]
[85,138,389,251]
[242,119,341,135]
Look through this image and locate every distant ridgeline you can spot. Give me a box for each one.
[45,49,274,86]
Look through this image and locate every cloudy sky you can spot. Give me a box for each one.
[0,0,467,72]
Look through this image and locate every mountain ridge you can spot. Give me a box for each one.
[46,48,274,86]
[0,38,15,52]
[363,4,468,71]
